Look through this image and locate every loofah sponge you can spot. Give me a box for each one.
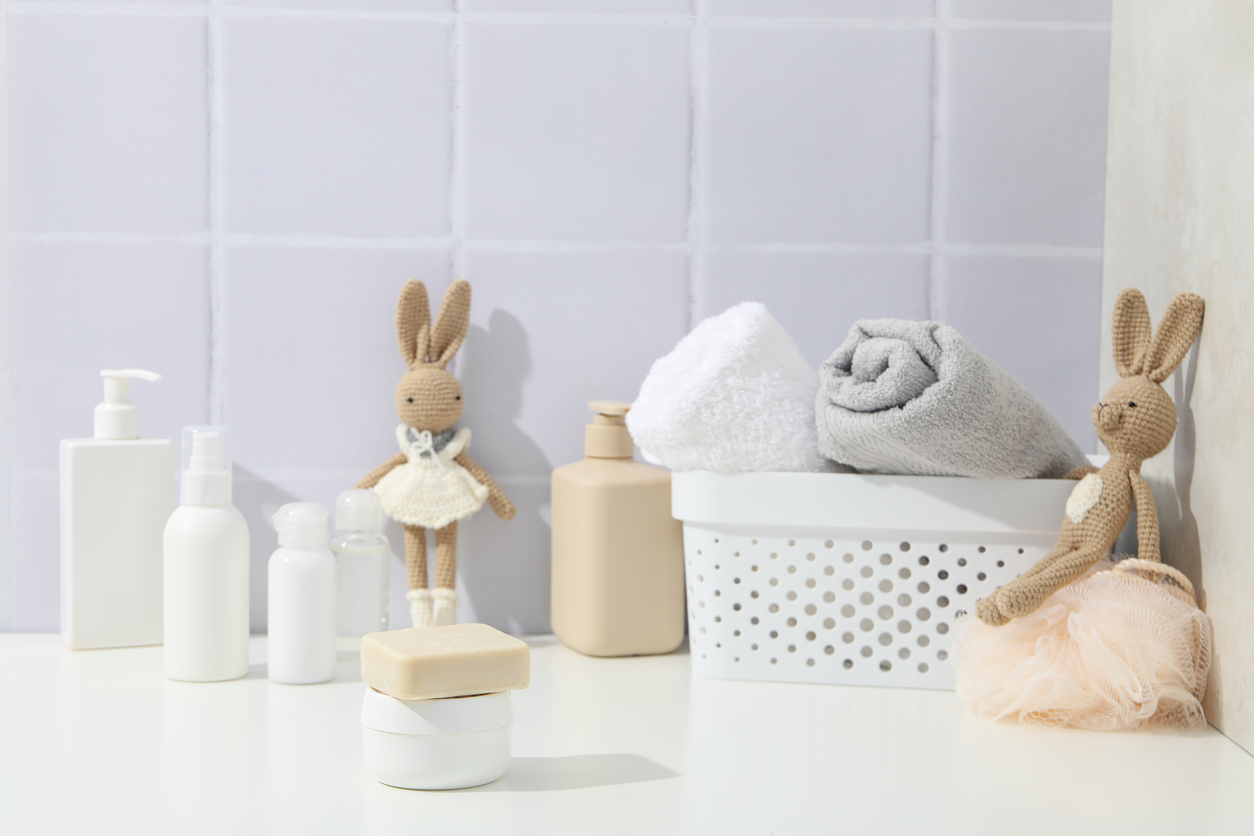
[627,302,836,474]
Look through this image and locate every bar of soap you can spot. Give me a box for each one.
[361,623,530,700]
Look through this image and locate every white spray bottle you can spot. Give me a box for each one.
[163,427,250,682]
[60,369,173,649]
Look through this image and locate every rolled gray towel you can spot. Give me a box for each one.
[816,319,1088,479]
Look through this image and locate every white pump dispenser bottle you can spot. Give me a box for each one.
[60,369,174,649]
[269,502,337,685]
[163,427,250,682]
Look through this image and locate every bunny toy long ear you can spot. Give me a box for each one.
[1143,292,1205,383]
[396,279,431,369]
[1111,288,1153,377]
[429,279,472,369]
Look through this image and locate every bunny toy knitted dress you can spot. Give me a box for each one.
[374,425,488,530]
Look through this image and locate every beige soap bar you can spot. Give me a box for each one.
[361,623,530,700]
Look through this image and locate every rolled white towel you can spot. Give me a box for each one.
[628,302,835,474]
[817,319,1088,478]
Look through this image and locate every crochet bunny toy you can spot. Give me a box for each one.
[976,288,1204,627]
[357,279,515,628]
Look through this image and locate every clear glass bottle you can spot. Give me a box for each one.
[330,489,392,660]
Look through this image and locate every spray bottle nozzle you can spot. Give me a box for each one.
[95,369,162,440]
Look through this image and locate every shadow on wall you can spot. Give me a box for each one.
[233,467,301,634]
[458,310,552,635]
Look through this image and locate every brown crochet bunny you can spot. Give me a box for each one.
[976,288,1204,627]
[356,279,515,627]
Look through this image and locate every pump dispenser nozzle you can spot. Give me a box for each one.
[95,369,162,440]
[585,400,634,459]
[180,426,233,506]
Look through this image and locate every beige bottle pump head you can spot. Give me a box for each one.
[585,400,634,459]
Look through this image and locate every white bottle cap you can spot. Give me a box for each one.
[180,426,233,506]
[335,489,384,532]
[94,369,162,440]
[274,502,329,548]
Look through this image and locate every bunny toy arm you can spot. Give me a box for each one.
[1130,471,1160,563]
[1063,464,1100,480]
[356,453,407,490]
[454,450,516,520]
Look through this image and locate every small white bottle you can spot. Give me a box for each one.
[164,427,250,682]
[269,502,337,685]
[330,489,391,661]
[61,369,174,650]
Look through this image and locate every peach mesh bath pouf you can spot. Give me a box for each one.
[953,557,1211,730]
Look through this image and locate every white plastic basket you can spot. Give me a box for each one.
[673,471,1075,690]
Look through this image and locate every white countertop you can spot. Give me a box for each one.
[1,633,1252,835]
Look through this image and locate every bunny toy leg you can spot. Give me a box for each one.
[978,543,1107,625]
[404,524,433,628]
[431,522,459,626]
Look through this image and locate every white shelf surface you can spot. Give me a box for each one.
[1,633,1252,835]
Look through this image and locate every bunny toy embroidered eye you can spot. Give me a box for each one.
[976,288,1204,627]
[356,280,515,628]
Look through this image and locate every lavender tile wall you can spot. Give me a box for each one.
[3,1,1111,632]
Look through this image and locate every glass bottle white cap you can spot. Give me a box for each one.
[335,489,384,532]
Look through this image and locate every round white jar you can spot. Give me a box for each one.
[360,687,512,790]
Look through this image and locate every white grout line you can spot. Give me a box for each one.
[207,0,226,426]
[232,467,550,487]
[927,0,950,321]
[450,1,467,280]
[6,3,1109,32]
[9,232,213,244]
[713,242,932,255]
[685,0,710,331]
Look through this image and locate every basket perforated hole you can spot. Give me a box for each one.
[786,591,798,601]
[976,573,986,581]
[752,565,759,572]
[917,608,931,621]
[732,603,742,611]
[697,550,702,555]
[899,568,912,579]
[956,585,967,595]
[824,618,836,629]
[698,601,705,608]
[769,604,779,613]
[824,592,836,603]
[734,552,740,558]
[957,557,967,567]
[877,605,893,620]
[714,590,721,597]
[898,648,911,659]
[878,633,893,646]
[806,658,815,667]
[897,594,912,606]
[825,645,835,655]
[770,552,778,560]
[824,566,836,576]
[937,623,949,635]
[861,646,873,658]
[861,540,873,551]
[769,578,778,587]
[937,570,949,580]
[806,579,816,589]
[939,544,948,553]
[751,617,760,624]
[787,566,797,574]
[879,554,892,566]
[842,605,856,618]
[787,645,796,653]
[806,553,816,562]
[787,617,797,627]
[825,540,834,549]
[918,663,929,673]
[918,556,930,566]
[750,591,759,599]
[697,575,704,582]
[769,630,778,639]
[714,538,720,543]
[879,580,893,593]
[918,581,931,594]
[771,658,777,665]
[879,660,892,672]
[859,593,873,605]
[937,596,950,608]
[751,643,758,650]
[860,567,873,578]
[734,657,739,662]
[937,650,949,661]
[734,630,740,636]
[918,635,930,647]
[714,616,721,622]
[734,577,741,584]
[699,627,706,634]
[806,631,816,641]
[997,560,1005,568]
[843,659,853,669]
[842,632,854,644]
[1017,548,1024,554]
[843,553,855,564]
[752,540,758,545]
[897,620,912,633]
[860,619,874,632]
[788,540,796,547]
[805,604,817,615]
[978,546,986,554]
[715,643,721,648]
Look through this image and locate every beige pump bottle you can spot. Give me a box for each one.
[550,401,685,657]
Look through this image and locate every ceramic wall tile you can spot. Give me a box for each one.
[949,0,1110,22]
[7,13,208,233]
[222,246,452,471]
[700,251,931,367]
[943,28,1110,246]
[462,23,691,241]
[8,476,59,632]
[8,242,212,473]
[459,250,690,473]
[464,0,690,12]
[222,17,452,237]
[709,0,934,16]
[706,26,933,244]
[938,255,1102,451]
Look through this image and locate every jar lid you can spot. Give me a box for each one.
[360,688,512,735]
